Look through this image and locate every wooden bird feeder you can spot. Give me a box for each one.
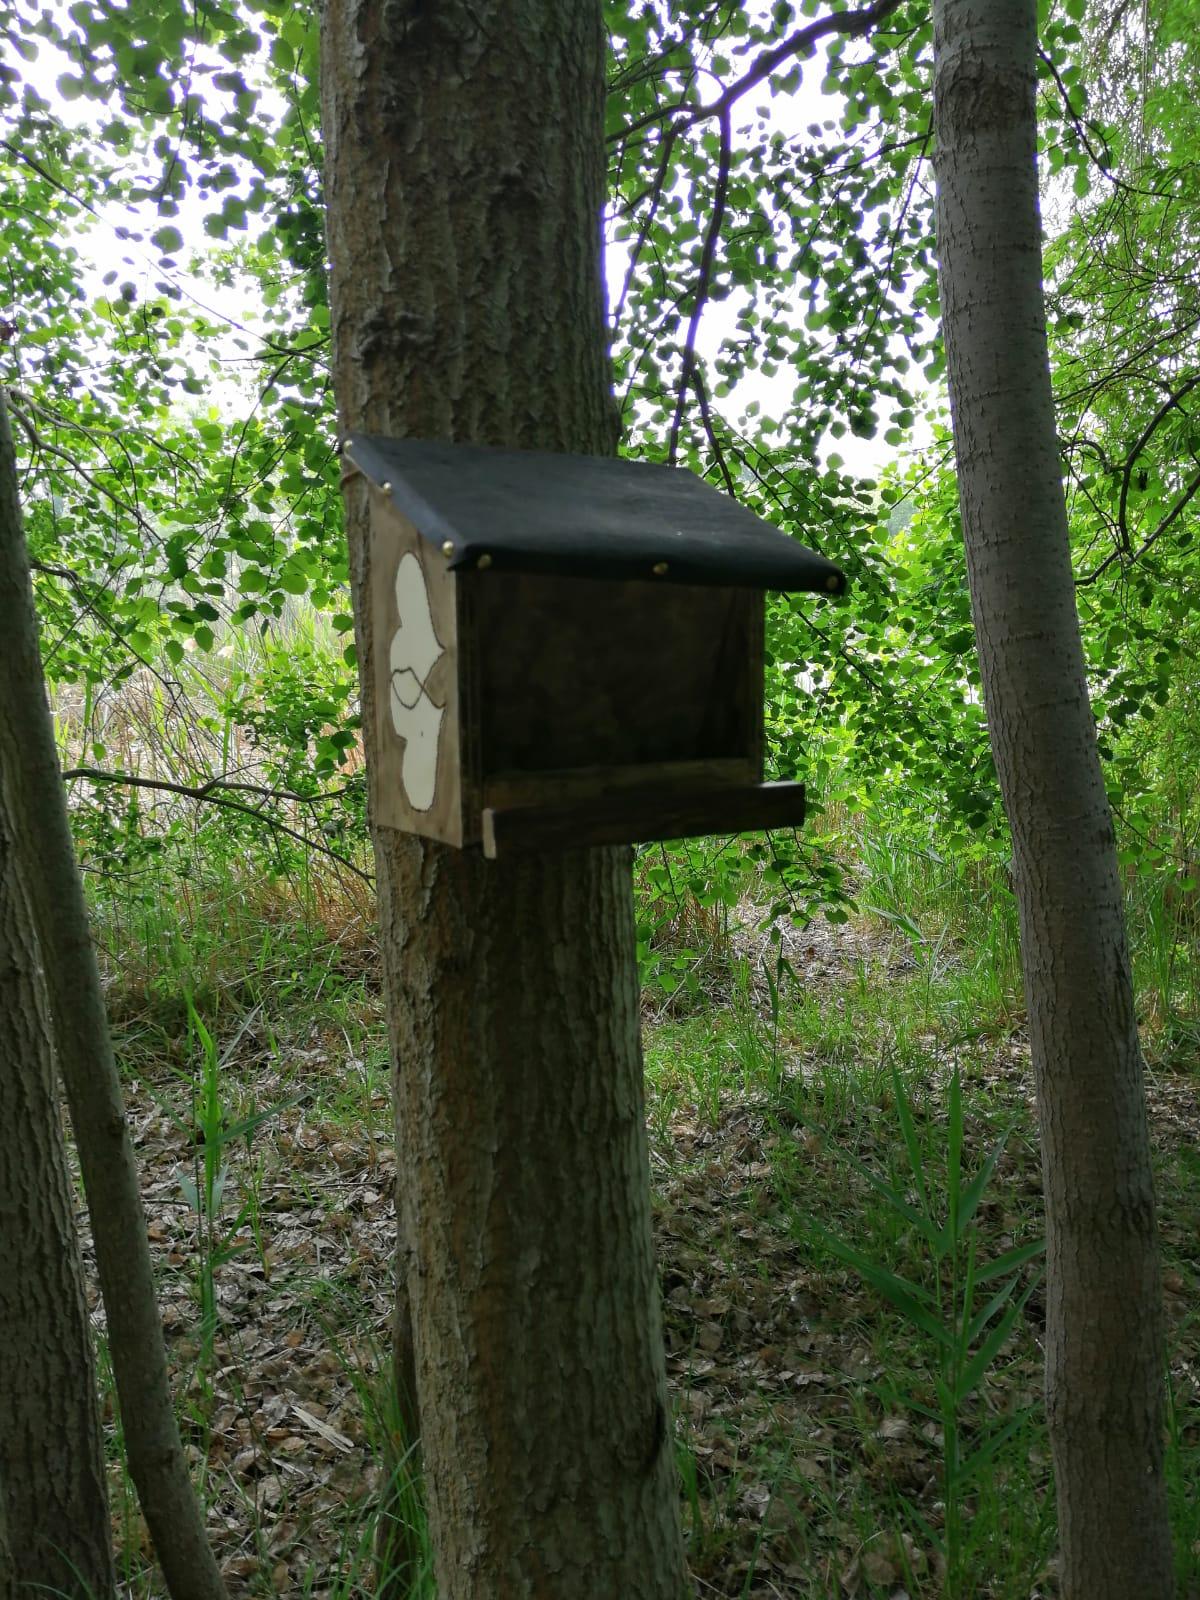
[341,435,845,858]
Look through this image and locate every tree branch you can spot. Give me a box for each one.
[1115,374,1200,546]
[1078,466,1200,585]
[1036,47,1173,200]
[706,0,905,122]
[3,389,165,552]
[611,119,683,326]
[30,558,174,689]
[668,104,732,466]
[607,0,906,143]
[62,767,373,883]
[689,367,738,497]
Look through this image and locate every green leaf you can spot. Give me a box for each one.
[809,1224,947,1344]
[974,1236,1046,1284]
[892,1067,931,1218]
[957,1127,1012,1234]
[957,1279,1040,1397]
[152,225,183,255]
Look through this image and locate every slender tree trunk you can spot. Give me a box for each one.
[0,1472,15,1600]
[320,5,687,1597]
[0,740,114,1598]
[931,6,1173,1596]
[0,391,229,1600]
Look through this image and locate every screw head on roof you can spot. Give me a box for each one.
[442,540,455,558]
[652,561,669,576]
[477,553,493,570]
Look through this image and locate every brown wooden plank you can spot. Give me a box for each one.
[481,781,806,858]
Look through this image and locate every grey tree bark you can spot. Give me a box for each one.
[0,698,113,1597]
[319,5,688,1597]
[931,5,1174,1596]
[0,390,229,1600]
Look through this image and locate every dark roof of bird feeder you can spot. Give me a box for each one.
[342,434,846,594]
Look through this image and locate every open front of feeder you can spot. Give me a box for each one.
[342,434,845,858]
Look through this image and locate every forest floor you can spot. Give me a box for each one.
[88,901,1200,1600]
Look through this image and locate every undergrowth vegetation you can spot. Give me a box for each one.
[44,522,1200,1597]
[72,743,1200,1598]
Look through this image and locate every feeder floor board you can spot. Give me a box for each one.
[481,780,807,858]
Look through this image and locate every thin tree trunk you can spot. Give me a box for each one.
[931,6,1173,1596]
[0,390,230,1600]
[320,5,688,1596]
[0,1472,15,1600]
[0,735,114,1597]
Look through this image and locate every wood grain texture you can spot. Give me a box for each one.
[481,756,757,809]
[0,1469,14,1600]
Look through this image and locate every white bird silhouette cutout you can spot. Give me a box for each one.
[388,552,445,811]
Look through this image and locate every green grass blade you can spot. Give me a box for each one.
[958,1407,1039,1485]
[966,1275,1022,1349]
[946,1069,963,1241]
[809,1224,949,1345]
[957,1124,1012,1232]
[892,1065,931,1219]
[805,1119,940,1244]
[958,1278,1040,1397]
[974,1236,1045,1284]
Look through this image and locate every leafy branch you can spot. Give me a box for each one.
[62,767,372,884]
[4,388,167,553]
[1077,374,1200,583]
[610,0,907,144]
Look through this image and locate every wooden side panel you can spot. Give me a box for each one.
[368,499,465,843]
[470,574,762,777]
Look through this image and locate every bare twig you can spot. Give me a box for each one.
[1036,47,1173,200]
[689,368,738,497]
